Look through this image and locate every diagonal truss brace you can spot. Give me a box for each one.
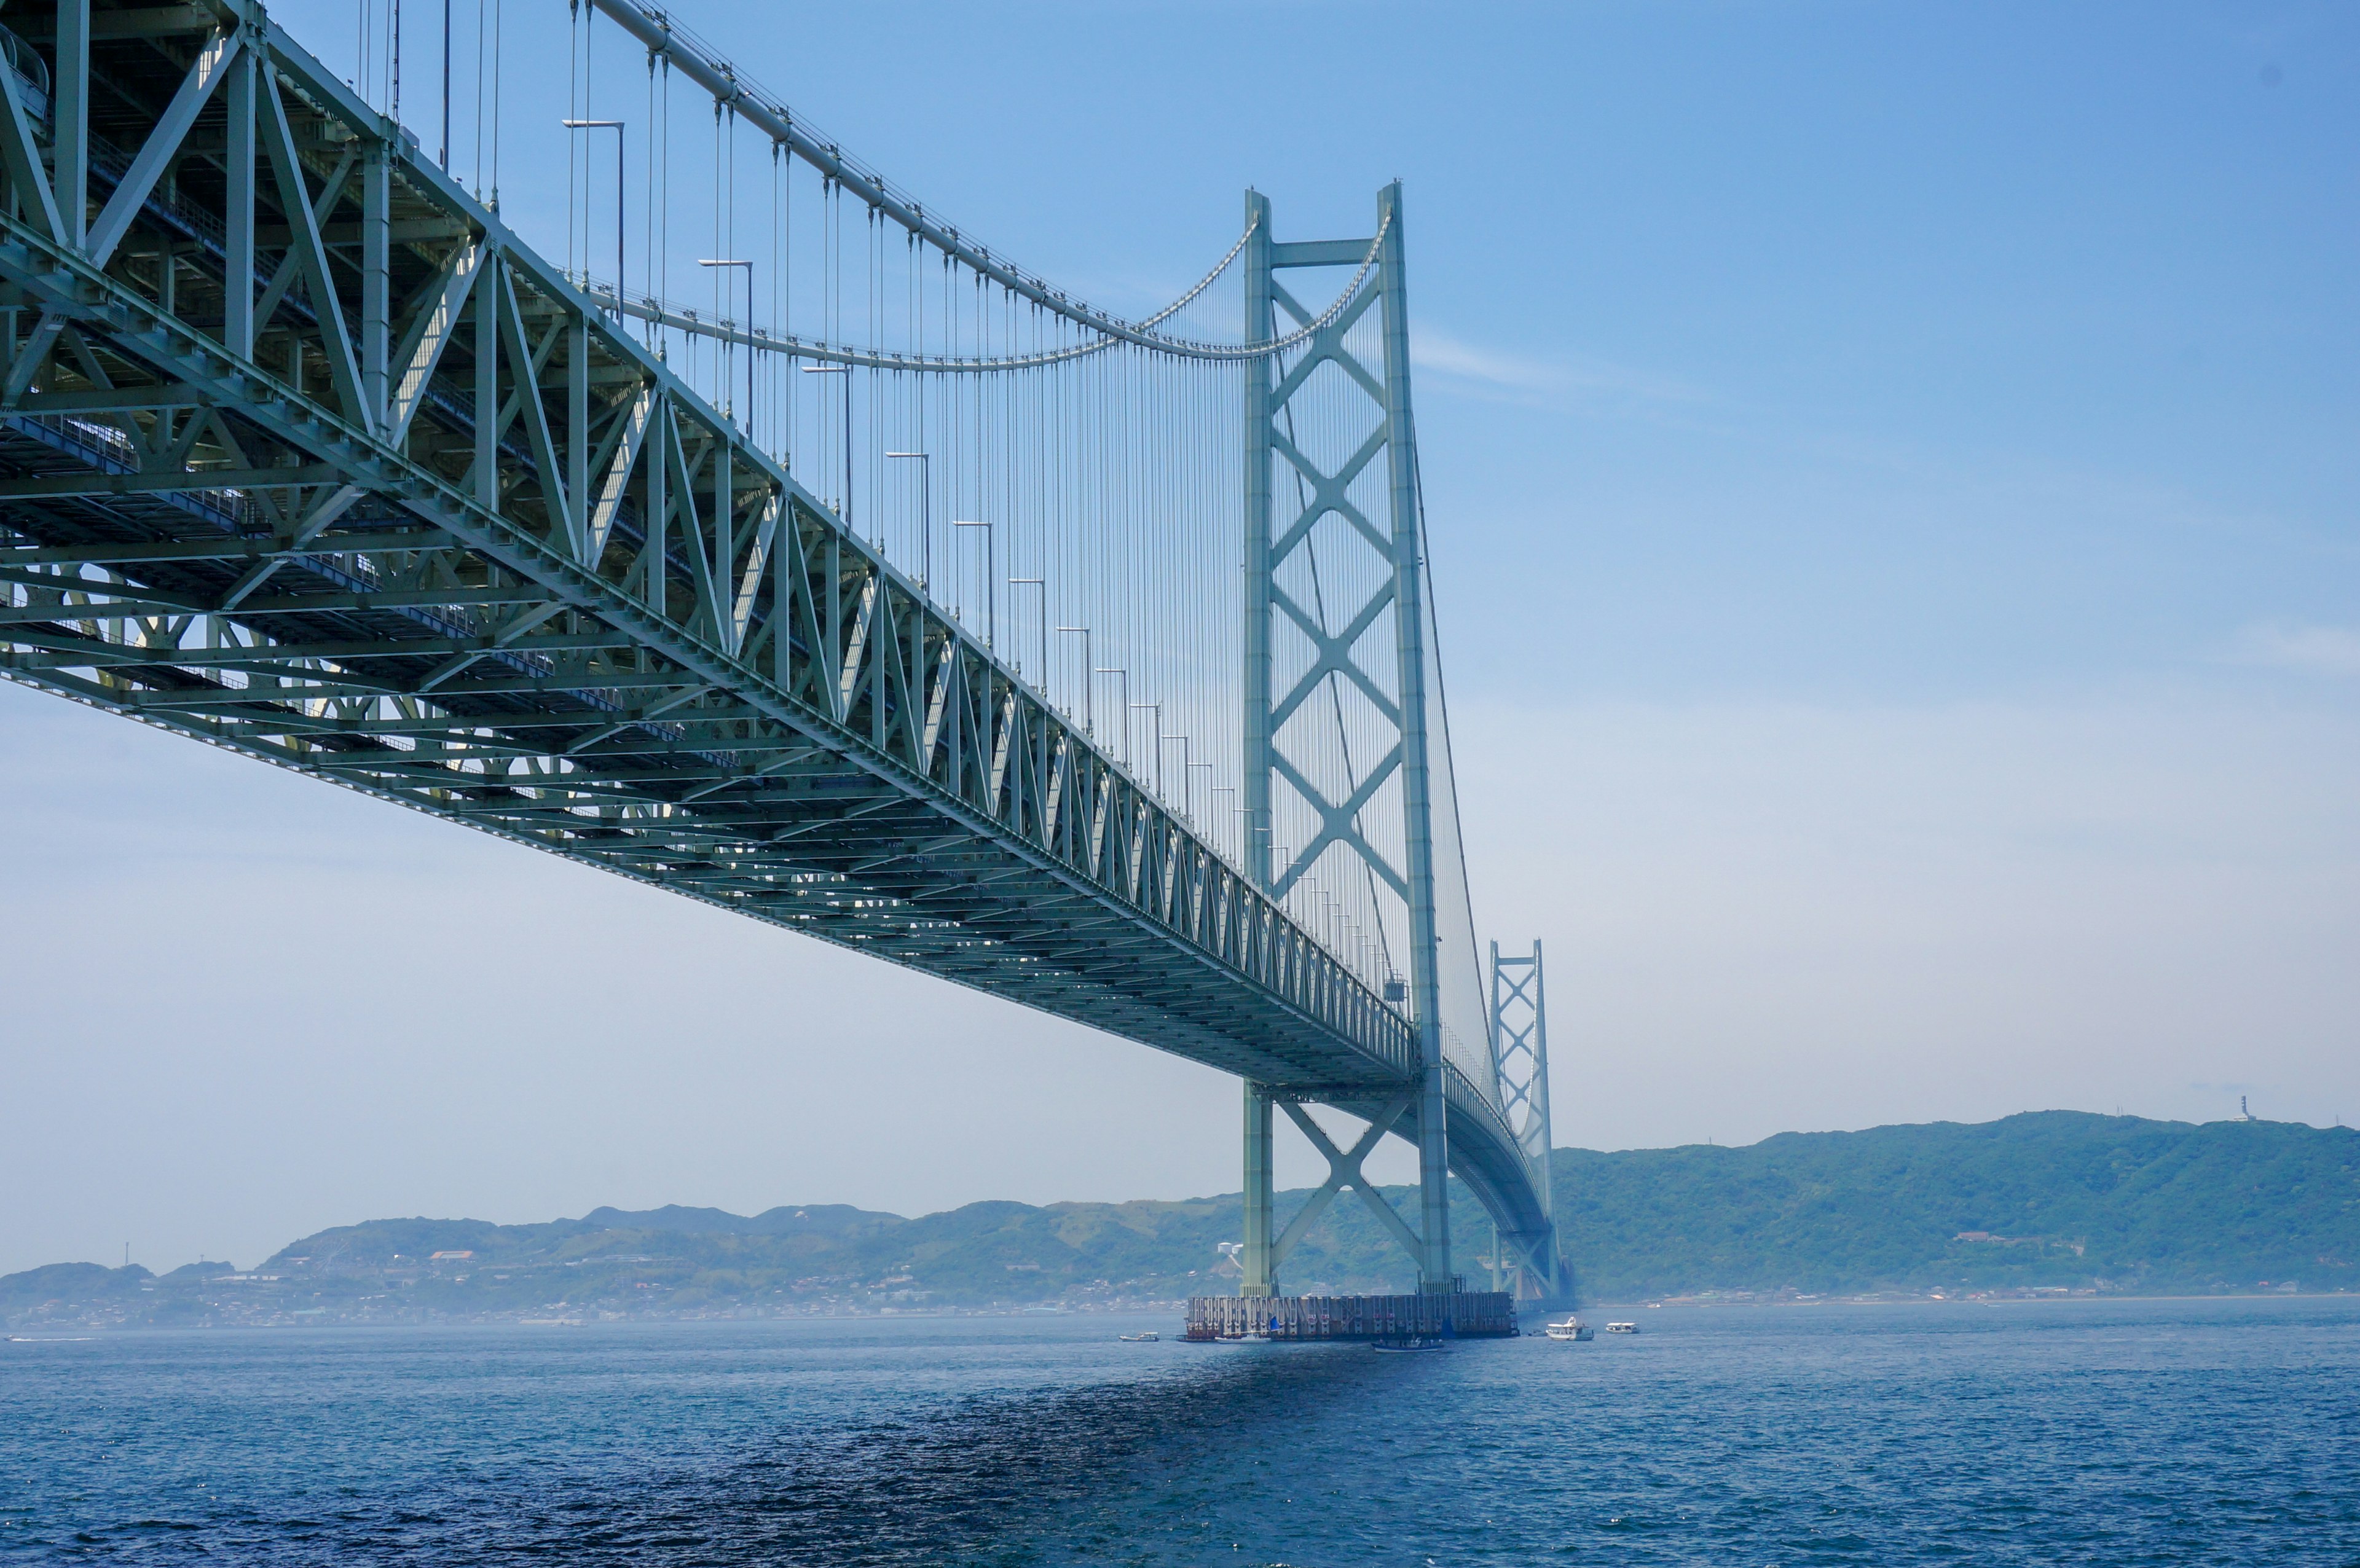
[1274,1091,1423,1269]
[1250,213,1410,916]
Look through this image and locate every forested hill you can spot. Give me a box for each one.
[1551,1110,2356,1299]
[4,1113,2353,1327]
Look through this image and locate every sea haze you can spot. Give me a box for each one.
[2,1298,2355,1565]
[6,1112,2350,1326]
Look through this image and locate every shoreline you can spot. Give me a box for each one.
[13,1290,2359,1337]
[1581,1290,2356,1309]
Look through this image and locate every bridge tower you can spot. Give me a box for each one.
[1240,182,1456,1295]
[1490,941,1564,1299]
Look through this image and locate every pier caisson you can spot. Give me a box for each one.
[1186,1292,1517,1341]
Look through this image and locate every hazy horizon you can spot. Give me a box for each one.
[11,1105,2344,1279]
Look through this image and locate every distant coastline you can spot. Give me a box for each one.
[6,1292,2349,1338]
[6,1111,2353,1330]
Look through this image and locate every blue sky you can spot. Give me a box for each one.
[2,1,2353,1272]
[615,1,2356,706]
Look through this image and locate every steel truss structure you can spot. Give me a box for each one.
[0,0,1561,1299]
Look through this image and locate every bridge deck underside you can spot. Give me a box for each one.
[0,436,1394,1095]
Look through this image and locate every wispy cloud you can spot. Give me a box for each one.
[1409,326,1707,409]
[2236,623,2360,678]
[1409,328,1566,391]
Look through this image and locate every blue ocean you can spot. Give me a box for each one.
[4,1296,2355,1564]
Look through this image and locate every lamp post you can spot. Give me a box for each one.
[803,363,853,525]
[1160,733,1191,820]
[1055,627,1090,731]
[1132,701,1163,796]
[1095,668,1128,762]
[884,450,929,587]
[699,258,753,436]
[1007,577,1045,678]
[953,520,993,646]
[562,119,624,318]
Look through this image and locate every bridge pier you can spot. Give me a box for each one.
[1187,1291,1516,1341]
[1241,1081,1275,1296]
[1416,1063,1453,1291]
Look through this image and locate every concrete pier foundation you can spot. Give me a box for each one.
[1185,1292,1516,1341]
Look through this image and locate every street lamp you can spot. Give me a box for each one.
[1132,701,1163,795]
[699,258,753,435]
[1007,577,1045,678]
[562,120,625,320]
[884,450,929,586]
[953,519,993,646]
[1095,668,1128,762]
[1160,732,1191,818]
[441,0,453,170]
[1055,627,1090,731]
[802,363,853,525]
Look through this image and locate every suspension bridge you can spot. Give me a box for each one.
[0,0,1565,1307]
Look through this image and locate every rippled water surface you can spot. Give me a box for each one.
[4,1297,2356,1564]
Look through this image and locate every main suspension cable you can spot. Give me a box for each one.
[585,0,1374,365]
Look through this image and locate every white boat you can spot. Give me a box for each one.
[1117,1331,1159,1342]
[1369,1336,1446,1353]
[1543,1315,1594,1341]
[1605,1321,1640,1333]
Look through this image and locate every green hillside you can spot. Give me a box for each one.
[1552,1111,2358,1299]
[4,1113,2352,1327]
